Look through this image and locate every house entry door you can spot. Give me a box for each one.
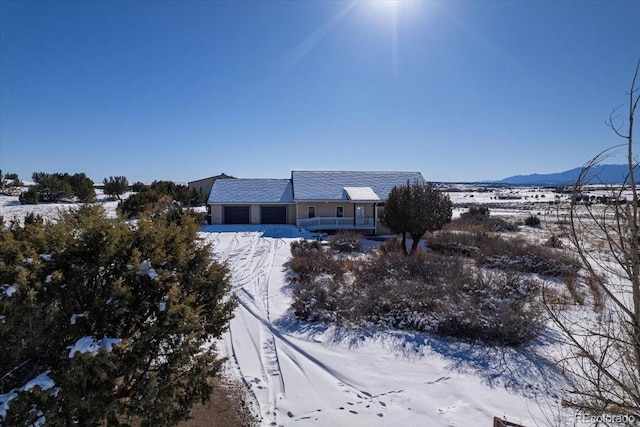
[355,206,365,226]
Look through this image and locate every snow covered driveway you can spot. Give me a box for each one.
[199,226,558,427]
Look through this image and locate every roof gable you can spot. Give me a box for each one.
[188,173,234,186]
[292,171,425,201]
[208,179,293,204]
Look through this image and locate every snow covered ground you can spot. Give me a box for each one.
[0,192,124,224]
[199,225,566,427]
[1,187,595,426]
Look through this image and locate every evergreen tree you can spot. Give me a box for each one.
[131,181,148,192]
[381,181,453,255]
[0,205,235,426]
[189,187,206,206]
[68,172,96,203]
[118,190,163,218]
[32,172,73,202]
[29,172,95,203]
[103,176,129,200]
[18,187,39,205]
[150,180,178,196]
[149,181,190,206]
[119,180,200,217]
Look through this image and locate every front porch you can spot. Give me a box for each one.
[296,216,375,231]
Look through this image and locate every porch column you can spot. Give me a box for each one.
[373,203,377,235]
[353,203,357,227]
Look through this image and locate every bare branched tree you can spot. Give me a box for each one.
[544,59,640,423]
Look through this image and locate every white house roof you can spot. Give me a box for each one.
[208,179,294,204]
[292,171,425,201]
[343,187,381,202]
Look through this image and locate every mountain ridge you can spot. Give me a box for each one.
[499,164,631,185]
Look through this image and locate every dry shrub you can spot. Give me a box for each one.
[290,238,322,254]
[289,250,543,345]
[475,235,581,278]
[329,230,363,253]
[428,230,580,278]
[543,285,573,308]
[564,274,584,305]
[429,269,542,344]
[524,214,541,227]
[594,238,610,253]
[289,240,345,283]
[355,250,463,284]
[447,207,519,232]
[585,275,605,312]
[291,274,346,322]
[289,240,347,322]
[427,230,580,277]
[380,237,402,253]
[544,234,563,248]
[343,258,358,272]
[426,230,485,256]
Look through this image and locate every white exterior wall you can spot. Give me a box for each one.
[250,204,260,224]
[209,204,223,224]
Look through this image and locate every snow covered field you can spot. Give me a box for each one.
[1,187,603,426]
[0,192,124,224]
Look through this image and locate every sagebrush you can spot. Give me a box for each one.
[289,247,543,344]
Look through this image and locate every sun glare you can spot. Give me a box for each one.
[356,0,426,77]
[370,0,399,10]
[359,0,424,32]
[364,0,421,16]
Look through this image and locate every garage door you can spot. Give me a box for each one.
[260,206,287,224]
[224,206,250,224]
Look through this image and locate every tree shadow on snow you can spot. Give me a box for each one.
[1,198,23,207]
[418,328,566,399]
[274,313,565,399]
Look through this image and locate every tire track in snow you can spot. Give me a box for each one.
[211,231,286,424]
[211,231,383,425]
[236,293,369,396]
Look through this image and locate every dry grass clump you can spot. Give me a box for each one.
[542,285,574,309]
[585,274,605,312]
[564,274,585,305]
[544,234,564,248]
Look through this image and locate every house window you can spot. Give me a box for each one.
[336,206,344,218]
[308,206,316,218]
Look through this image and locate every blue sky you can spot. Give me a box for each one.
[1,0,639,183]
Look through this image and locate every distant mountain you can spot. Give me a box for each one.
[499,164,632,185]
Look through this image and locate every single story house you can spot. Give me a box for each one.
[207,170,425,235]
